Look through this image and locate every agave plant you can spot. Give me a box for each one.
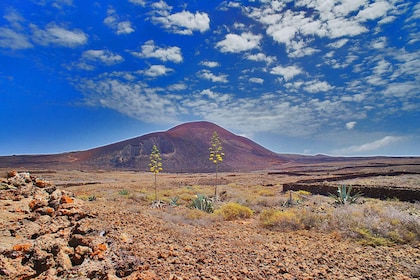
[330,185,362,205]
[191,194,214,213]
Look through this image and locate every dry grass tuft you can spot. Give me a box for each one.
[214,202,253,221]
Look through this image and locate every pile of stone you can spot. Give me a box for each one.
[0,171,142,279]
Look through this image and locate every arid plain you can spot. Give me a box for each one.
[1,157,420,279]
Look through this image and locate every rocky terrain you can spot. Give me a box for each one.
[1,169,420,279]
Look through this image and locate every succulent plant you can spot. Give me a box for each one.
[191,194,214,213]
[329,185,362,205]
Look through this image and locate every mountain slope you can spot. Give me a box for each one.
[72,121,284,172]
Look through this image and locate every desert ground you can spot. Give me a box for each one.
[1,159,420,279]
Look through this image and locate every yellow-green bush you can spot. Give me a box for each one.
[259,209,303,230]
[214,202,253,221]
[256,189,277,197]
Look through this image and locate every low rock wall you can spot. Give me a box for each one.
[283,183,420,202]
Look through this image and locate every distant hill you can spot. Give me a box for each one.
[0,121,285,172]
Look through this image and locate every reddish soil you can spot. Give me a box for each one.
[1,165,420,279]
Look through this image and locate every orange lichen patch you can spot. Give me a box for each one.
[97,243,107,251]
[35,178,48,187]
[28,200,36,210]
[91,243,107,260]
[28,199,47,211]
[14,207,25,213]
[7,170,17,178]
[44,207,55,215]
[60,195,74,204]
[13,244,32,252]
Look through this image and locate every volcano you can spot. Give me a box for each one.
[0,121,285,172]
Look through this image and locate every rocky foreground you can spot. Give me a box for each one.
[1,171,419,279]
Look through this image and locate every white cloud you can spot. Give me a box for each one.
[104,8,135,35]
[346,121,357,130]
[31,23,87,47]
[199,89,231,102]
[128,0,145,6]
[246,0,396,57]
[78,78,180,124]
[270,65,302,81]
[0,27,33,49]
[197,70,228,83]
[325,17,368,38]
[327,38,349,49]
[356,1,393,22]
[4,9,26,30]
[288,40,320,58]
[51,0,73,9]
[132,40,183,63]
[143,65,173,77]
[167,83,187,91]
[303,80,334,93]
[246,52,276,64]
[216,32,262,53]
[200,61,220,68]
[249,77,264,84]
[82,50,124,65]
[334,136,404,155]
[151,7,210,35]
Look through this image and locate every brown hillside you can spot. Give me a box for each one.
[74,121,285,172]
[0,121,284,172]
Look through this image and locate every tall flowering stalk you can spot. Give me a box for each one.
[149,145,163,201]
[209,131,224,198]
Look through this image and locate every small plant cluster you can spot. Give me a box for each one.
[258,199,420,246]
[77,194,97,202]
[149,131,224,206]
[260,208,304,230]
[191,194,214,213]
[118,189,130,197]
[214,202,253,221]
[329,185,362,205]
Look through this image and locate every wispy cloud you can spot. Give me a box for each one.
[82,50,124,65]
[128,0,145,6]
[270,65,302,81]
[249,77,264,84]
[197,69,228,83]
[78,78,180,124]
[104,7,135,35]
[0,27,33,49]
[303,80,334,93]
[31,23,88,47]
[333,136,404,155]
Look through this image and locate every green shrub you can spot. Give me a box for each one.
[259,209,303,230]
[354,228,393,247]
[191,194,214,213]
[119,189,130,196]
[329,185,362,205]
[214,202,253,221]
[169,196,179,207]
[324,203,420,245]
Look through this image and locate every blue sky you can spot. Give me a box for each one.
[0,0,419,156]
